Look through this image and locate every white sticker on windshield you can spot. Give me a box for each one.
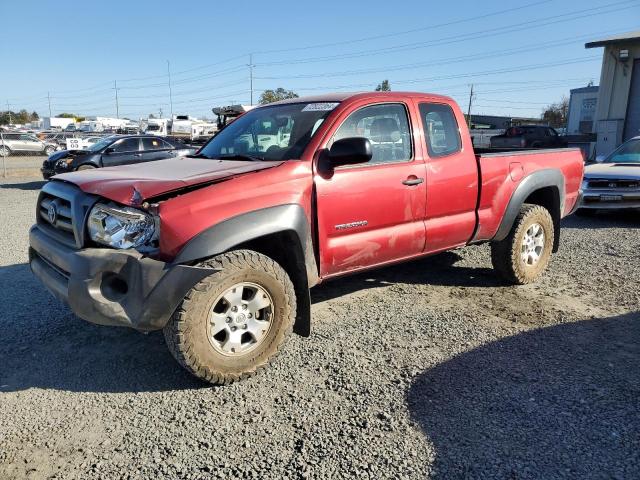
[302,102,339,112]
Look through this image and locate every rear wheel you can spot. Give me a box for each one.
[44,145,55,156]
[163,250,296,385]
[491,204,554,285]
[0,146,11,157]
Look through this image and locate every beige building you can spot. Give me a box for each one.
[586,32,640,156]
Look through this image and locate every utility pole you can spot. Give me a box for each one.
[113,80,120,118]
[167,60,173,118]
[249,53,254,105]
[47,92,52,117]
[466,84,474,129]
[6,101,12,124]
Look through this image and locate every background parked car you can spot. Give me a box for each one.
[41,135,196,179]
[578,136,640,214]
[490,125,568,149]
[0,132,58,156]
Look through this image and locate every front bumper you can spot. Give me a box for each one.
[580,188,640,210]
[29,225,215,331]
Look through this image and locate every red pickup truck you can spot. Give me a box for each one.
[29,92,583,384]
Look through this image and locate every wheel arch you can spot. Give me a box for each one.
[494,169,564,252]
[173,204,318,337]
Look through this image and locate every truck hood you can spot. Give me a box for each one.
[584,163,640,180]
[54,156,283,205]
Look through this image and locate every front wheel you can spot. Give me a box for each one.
[0,146,11,157]
[163,250,296,385]
[76,164,96,171]
[491,204,555,285]
[44,145,55,156]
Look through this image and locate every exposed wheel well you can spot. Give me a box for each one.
[523,186,561,252]
[235,230,312,337]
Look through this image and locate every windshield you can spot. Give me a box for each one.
[198,102,338,161]
[146,124,160,131]
[86,136,114,152]
[604,138,640,164]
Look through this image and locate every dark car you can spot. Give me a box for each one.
[41,135,196,179]
[490,125,568,149]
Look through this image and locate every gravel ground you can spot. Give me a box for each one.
[0,177,639,480]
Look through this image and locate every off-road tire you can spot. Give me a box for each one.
[76,164,96,171]
[491,204,554,285]
[163,250,296,385]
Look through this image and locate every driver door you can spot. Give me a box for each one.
[314,101,427,277]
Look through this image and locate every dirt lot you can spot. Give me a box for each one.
[1,177,639,480]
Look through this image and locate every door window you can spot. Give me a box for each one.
[333,103,412,164]
[419,103,461,157]
[113,138,140,153]
[142,137,169,150]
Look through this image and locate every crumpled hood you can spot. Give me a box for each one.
[55,156,283,204]
[46,149,88,163]
[584,163,640,180]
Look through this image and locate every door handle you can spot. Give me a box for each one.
[402,177,424,186]
[134,153,142,157]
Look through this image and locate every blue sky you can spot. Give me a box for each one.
[0,0,638,120]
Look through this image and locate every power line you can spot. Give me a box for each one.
[261,57,600,93]
[255,0,639,67]
[254,29,615,81]
[254,0,554,54]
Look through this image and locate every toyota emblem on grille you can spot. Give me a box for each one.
[47,203,57,224]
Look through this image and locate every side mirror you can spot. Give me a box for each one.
[328,137,372,167]
[104,147,115,154]
[595,155,605,163]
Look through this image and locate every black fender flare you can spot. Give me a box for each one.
[173,204,317,337]
[493,169,565,243]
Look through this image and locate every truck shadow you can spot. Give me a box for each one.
[1,252,502,394]
[406,312,640,479]
[0,263,203,393]
[311,250,504,304]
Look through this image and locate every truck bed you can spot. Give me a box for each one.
[472,147,584,242]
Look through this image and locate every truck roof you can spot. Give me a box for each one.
[267,91,454,106]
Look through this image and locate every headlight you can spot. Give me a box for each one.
[88,203,157,249]
[55,158,72,168]
[581,179,589,190]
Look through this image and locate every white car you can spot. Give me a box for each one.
[579,136,640,213]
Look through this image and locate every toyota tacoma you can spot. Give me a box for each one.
[29,92,584,384]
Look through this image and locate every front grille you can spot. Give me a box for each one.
[36,181,98,249]
[39,195,74,235]
[587,179,640,189]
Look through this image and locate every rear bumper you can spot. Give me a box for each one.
[29,225,215,331]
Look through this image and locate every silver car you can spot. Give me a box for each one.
[0,132,58,156]
[579,136,640,212]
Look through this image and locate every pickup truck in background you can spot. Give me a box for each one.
[28,92,583,384]
[490,125,568,149]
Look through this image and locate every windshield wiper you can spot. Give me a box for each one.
[217,154,265,161]
[186,153,211,159]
